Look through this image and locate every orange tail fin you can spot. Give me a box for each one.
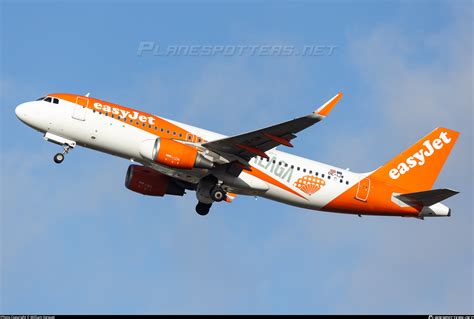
[371,127,460,192]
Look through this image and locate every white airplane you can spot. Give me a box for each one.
[15,93,459,218]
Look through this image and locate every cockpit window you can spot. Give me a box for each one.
[37,96,60,104]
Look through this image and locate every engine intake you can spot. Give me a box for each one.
[139,138,214,170]
[125,164,184,196]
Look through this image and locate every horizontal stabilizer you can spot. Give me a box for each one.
[396,188,459,207]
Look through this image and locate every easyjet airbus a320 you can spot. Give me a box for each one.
[15,93,460,218]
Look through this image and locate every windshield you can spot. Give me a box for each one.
[37,96,59,104]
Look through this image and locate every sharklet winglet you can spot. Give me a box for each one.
[315,92,343,117]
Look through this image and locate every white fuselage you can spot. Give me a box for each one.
[15,97,362,212]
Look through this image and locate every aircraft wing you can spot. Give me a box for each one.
[202,93,343,164]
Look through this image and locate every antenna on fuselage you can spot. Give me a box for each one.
[85,92,90,97]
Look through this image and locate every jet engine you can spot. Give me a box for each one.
[139,138,214,170]
[125,164,185,196]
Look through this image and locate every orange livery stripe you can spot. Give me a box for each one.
[244,165,307,200]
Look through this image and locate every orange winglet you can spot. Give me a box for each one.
[235,144,269,158]
[315,92,343,117]
[263,133,293,147]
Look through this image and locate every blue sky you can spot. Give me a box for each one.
[1,0,472,314]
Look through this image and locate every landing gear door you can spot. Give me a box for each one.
[355,177,370,202]
[72,96,88,121]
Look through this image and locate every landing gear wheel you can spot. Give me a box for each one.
[196,202,212,216]
[210,187,226,202]
[53,153,64,164]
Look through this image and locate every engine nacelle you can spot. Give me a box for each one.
[125,164,185,196]
[139,138,214,170]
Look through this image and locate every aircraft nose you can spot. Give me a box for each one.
[15,102,30,122]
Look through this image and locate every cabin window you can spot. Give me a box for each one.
[303,168,306,173]
[340,179,343,183]
[297,167,300,171]
[322,174,325,178]
[346,181,349,185]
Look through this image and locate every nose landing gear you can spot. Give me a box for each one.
[43,133,76,165]
[53,143,74,164]
[53,153,65,164]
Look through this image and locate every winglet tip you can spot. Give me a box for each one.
[315,92,343,117]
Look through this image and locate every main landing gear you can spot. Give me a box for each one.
[195,176,227,216]
[53,144,74,164]
[210,186,226,202]
[196,202,212,216]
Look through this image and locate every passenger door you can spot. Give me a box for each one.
[72,96,88,121]
[355,177,370,202]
